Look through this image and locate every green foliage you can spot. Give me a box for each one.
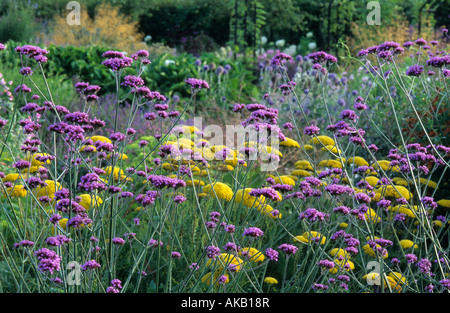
[0,5,38,43]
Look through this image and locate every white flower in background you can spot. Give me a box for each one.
[164,60,175,66]
[261,36,268,45]
[306,32,313,38]
[275,39,286,47]
[144,35,152,42]
[284,45,297,55]
[308,42,317,50]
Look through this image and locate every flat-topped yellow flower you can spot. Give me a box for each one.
[5,185,27,198]
[310,135,335,146]
[26,153,52,167]
[86,135,112,144]
[239,247,265,263]
[102,166,124,181]
[270,175,295,186]
[399,239,418,250]
[280,137,300,148]
[235,188,263,208]
[264,277,278,285]
[202,182,233,201]
[35,180,62,198]
[301,231,326,245]
[329,258,355,274]
[2,173,24,183]
[437,199,450,209]
[291,169,312,177]
[321,145,341,154]
[206,253,244,272]
[77,194,103,211]
[318,159,343,169]
[363,176,380,187]
[375,185,411,200]
[347,156,369,167]
[329,248,350,259]
[185,179,205,187]
[106,153,128,160]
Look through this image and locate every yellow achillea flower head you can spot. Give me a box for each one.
[291,169,312,177]
[322,145,341,154]
[301,231,326,245]
[363,176,380,188]
[329,248,350,260]
[185,179,205,187]
[235,188,263,208]
[347,156,369,167]
[2,173,24,183]
[102,166,125,181]
[106,153,128,160]
[280,137,300,148]
[271,175,295,186]
[365,208,381,223]
[79,145,97,153]
[375,185,411,200]
[437,199,450,209]
[399,239,418,250]
[419,178,437,189]
[202,182,234,201]
[86,135,112,144]
[239,247,265,263]
[318,159,343,169]
[35,180,62,198]
[26,153,52,167]
[329,258,355,274]
[206,253,244,272]
[264,277,278,285]
[5,185,27,198]
[77,194,103,211]
[310,135,335,146]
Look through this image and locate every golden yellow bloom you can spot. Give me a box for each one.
[329,248,350,260]
[271,175,295,186]
[365,208,381,223]
[362,273,402,292]
[77,194,103,211]
[202,182,234,201]
[264,277,278,285]
[185,179,205,187]
[86,135,112,144]
[293,235,309,244]
[347,156,369,167]
[329,258,355,274]
[235,188,263,208]
[257,203,282,219]
[26,153,52,167]
[375,185,411,200]
[79,145,97,153]
[51,218,68,235]
[280,137,300,148]
[339,222,348,228]
[437,199,450,209]
[21,166,43,174]
[106,153,128,160]
[304,144,313,151]
[102,166,125,181]
[321,145,341,154]
[399,239,418,250]
[389,205,417,218]
[419,178,438,189]
[5,185,27,198]
[362,243,388,259]
[239,247,265,263]
[310,136,335,146]
[388,272,407,286]
[2,173,23,183]
[318,159,343,169]
[35,180,62,198]
[291,169,312,177]
[301,231,326,245]
[206,253,244,272]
